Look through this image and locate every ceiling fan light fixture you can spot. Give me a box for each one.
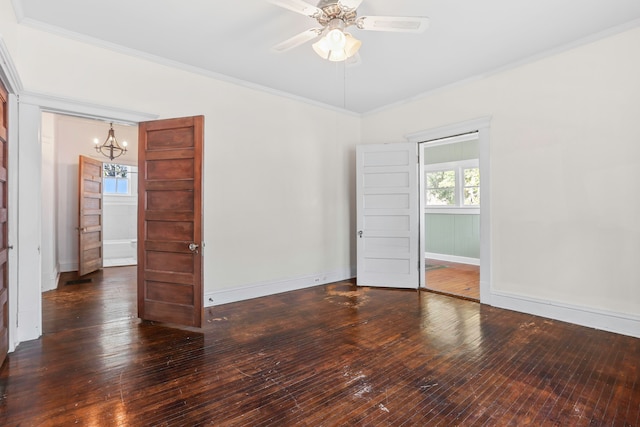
[312,30,361,62]
[326,28,346,50]
[343,32,361,56]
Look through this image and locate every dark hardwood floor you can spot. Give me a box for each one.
[425,259,480,301]
[1,266,638,425]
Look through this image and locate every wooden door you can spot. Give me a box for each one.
[0,80,9,366]
[78,155,104,276]
[138,116,203,328]
[356,143,420,288]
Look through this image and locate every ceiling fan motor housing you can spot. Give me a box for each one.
[316,1,357,27]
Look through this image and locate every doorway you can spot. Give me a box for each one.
[39,112,206,331]
[420,132,481,301]
[41,113,139,292]
[409,117,491,303]
[355,118,491,300]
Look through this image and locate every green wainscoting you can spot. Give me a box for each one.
[425,213,480,258]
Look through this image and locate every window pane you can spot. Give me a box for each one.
[103,163,116,177]
[104,163,128,178]
[427,188,455,205]
[464,168,480,186]
[115,164,128,178]
[426,170,455,206]
[464,187,480,206]
[104,177,116,193]
[116,178,129,194]
[426,170,455,189]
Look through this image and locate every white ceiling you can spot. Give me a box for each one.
[13,0,640,114]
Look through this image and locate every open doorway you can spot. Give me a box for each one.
[38,111,205,332]
[419,132,481,301]
[101,161,138,268]
[40,112,138,293]
[356,117,490,302]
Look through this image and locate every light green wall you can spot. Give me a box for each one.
[425,213,480,259]
[424,139,479,165]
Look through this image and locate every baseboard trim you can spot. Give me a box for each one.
[206,267,356,307]
[425,252,480,266]
[491,290,640,339]
[59,261,78,273]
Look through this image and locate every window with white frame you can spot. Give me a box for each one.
[103,163,130,195]
[425,159,479,210]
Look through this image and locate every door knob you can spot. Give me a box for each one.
[188,243,199,253]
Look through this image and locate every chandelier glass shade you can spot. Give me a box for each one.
[94,122,127,161]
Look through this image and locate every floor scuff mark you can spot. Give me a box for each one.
[325,284,370,308]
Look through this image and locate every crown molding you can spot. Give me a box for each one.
[363,17,640,116]
[9,0,24,22]
[17,17,361,118]
[0,36,23,93]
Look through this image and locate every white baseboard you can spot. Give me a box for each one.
[206,267,357,307]
[425,252,480,266]
[491,290,640,339]
[59,261,78,273]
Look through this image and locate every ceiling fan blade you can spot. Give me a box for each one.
[338,0,364,11]
[267,0,322,17]
[272,28,322,52]
[356,15,430,33]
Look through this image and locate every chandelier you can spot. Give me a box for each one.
[94,122,127,161]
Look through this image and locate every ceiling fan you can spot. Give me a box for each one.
[269,0,429,62]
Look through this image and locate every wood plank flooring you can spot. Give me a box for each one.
[1,266,639,425]
[425,259,480,301]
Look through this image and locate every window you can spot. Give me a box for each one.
[463,167,480,206]
[426,170,455,205]
[425,160,479,210]
[103,163,130,195]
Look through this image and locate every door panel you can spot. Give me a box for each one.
[0,80,8,366]
[138,116,203,328]
[356,143,419,288]
[78,155,104,276]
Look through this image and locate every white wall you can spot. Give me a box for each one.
[103,164,138,265]
[0,0,359,320]
[53,114,138,272]
[40,112,57,291]
[362,26,640,335]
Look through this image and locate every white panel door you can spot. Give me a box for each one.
[356,143,419,288]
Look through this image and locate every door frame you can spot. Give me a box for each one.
[406,117,492,304]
